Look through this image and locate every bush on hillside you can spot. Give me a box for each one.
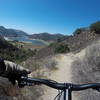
[0,48,35,63]
[90,21,100,34]
[54,44,70,53]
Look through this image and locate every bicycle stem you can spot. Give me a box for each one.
[64,88,72,100]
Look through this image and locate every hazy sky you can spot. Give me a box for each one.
[0,0,100,35]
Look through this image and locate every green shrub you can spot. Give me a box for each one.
[54,44,70,53]
[49,42,56,47]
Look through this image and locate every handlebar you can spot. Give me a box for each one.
[72,83,100,91]
[20,76,100,92]
[21,76,70,90]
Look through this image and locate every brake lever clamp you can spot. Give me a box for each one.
[17,75,28,88]
[18,80,27,88]
[18,76,34,87]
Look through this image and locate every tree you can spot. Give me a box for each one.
[73,28,86,35]
[90,21,100,34]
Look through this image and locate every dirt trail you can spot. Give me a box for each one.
[39,53,75,100]
[39,49,86,100]
[50,54,75,82]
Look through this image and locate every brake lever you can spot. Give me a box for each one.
[17,76,39,87]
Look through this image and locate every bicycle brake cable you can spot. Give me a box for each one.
[54,90,64,100]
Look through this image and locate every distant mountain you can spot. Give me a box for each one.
[0,26,65,41]
[29,32,66,41]
[10,29,28,37]
[0,26,28,37]
[0,26,17,37]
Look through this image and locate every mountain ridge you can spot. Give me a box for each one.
[0,26,28,37]
[0,26,66,41]
[29,32,66,41]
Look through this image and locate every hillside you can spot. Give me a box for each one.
[35,22,100,59]
[35,31,98,59]
[29,32,66,41]
[61,30,99,51]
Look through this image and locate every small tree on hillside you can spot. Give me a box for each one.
[73,28,86,35]
[90,21,100,34]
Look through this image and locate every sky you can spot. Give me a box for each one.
[0,0,100,35]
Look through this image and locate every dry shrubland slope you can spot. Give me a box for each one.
[71,40,100,100]
[39,40,100,100]
[1,39,100,100]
